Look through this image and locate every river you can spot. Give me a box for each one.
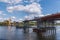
[0,26,60,40]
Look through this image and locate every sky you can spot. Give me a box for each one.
[0,0,60,22]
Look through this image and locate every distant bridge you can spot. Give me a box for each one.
[23,13,60,34]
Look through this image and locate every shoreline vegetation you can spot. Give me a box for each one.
[0,20,60,27]
[0,20,37,28]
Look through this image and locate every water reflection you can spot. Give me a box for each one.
[0,26,57,40]
[37,27,56,40]
[8,26,12,31]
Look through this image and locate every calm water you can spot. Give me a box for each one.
[0,26,59,40]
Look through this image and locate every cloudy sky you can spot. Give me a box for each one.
[0,0,60,22]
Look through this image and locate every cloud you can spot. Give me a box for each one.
[24,16,30,20]
[0,0,22,4]
[0,11,7,22]
[10,17,23,22]
[5,0,43,20]
[3,14,7,16]
[7,2,42,13]
[0,10,7,16]
[0,17,7,22]
[24,14,44,20]
[7,2,43,20]
[11,16,16,19]
[0,17,3,22]
[18,19,23,22]
[24,0,41,3]
[0,0,41,5]
[0,10,22,22]
[10,16,23,22]
[7,6,14,12]
[0,11,3,14]
[0,17,3,20]
[25,2,42,13]
[29,0,41,3]
[19,19,23,21]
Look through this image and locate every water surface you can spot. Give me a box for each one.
[0,26,59,40]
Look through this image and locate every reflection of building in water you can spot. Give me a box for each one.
[8,26,12,31]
